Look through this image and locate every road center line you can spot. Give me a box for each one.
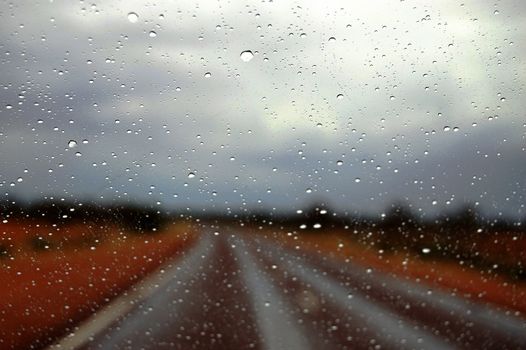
[231,236,313,350]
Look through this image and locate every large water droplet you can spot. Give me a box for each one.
[188,172,196,179]
[127,12,139,23]
[240,50,254,62]
[68,140,77,148]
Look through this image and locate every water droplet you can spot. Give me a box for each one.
[354,178,361,183]
[5,104,13,110]
[336,160,343,166]
[336,94,344,100]
[188,172,196,179]
[443,126,451,131]
[328,37,336,42]
[204,72,211,78]
[389,95,396,100]
[127,12,139,23]
[17,177,23,183]
[240,50,254,62]
[305,188,312,193]
[149,31,157,38]
[422,248,431,254]
[68,140,77,148]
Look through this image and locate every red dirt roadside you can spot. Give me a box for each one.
[0,221,196,349]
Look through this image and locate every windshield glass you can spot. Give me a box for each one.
[1,1,525,349]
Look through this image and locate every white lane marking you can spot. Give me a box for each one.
[48,234,214,350]
[231,236,313,350]
[282,243,526,337]
[381,272,526,336]
[258,240,451,350]
[368,265,526,336]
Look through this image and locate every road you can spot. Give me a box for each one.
[51,229,526,349]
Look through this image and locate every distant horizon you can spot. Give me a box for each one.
[3,194,525,222]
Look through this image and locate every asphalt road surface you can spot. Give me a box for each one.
[51,229,526,350]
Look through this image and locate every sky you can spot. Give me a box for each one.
[0,0,525,218]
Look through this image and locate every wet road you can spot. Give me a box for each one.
[51,229,526,349]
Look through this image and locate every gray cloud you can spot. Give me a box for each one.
[1,0,525,218]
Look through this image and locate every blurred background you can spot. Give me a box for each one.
[1,0,525,348]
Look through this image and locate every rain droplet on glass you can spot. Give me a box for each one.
[127,12,139,23]
[240,50,254,62]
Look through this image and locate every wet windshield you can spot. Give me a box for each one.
[1,1,525,349]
